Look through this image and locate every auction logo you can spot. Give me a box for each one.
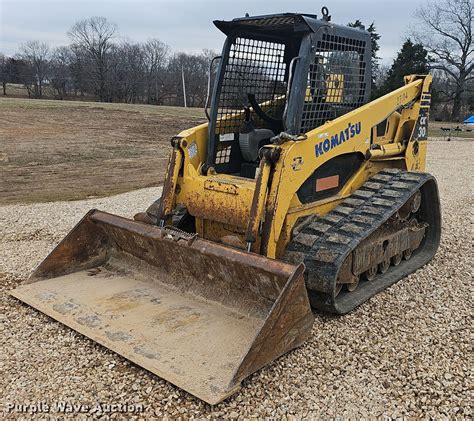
[4,401,144,415]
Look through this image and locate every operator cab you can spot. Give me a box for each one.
[205,8,372,178]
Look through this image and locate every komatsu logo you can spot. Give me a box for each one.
[315,122,362,157]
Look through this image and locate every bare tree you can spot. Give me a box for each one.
[164,51,216,107]
[108,42,146,103]
[68,44,91,98]
[50,46,71,99]
[19,40,50,98]
[1,57,29,95]
[143,38,169,104]
[413,0,473,120]
[68,17,117,101]
[0,53,6,95]
[4,17,215,107]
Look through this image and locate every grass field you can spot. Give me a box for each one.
[3,82,472,136]
[0,97,205,204]
[0,96,472,205]
[429,120,474,139]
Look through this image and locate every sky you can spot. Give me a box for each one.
[0,0,427,64]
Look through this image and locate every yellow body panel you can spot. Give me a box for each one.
[166,74,432,259]
[179,174,256,230]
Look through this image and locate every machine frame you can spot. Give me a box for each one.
[158,73,432,259]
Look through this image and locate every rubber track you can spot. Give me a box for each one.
[284,169,441,314]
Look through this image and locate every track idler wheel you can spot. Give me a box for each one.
[397,189,422,221]
[411,190,421,213]
[403,248,413,260]
[346,275,360,292]
[379,258,390,274]
[364,266,377,281]
[392,253,402,266]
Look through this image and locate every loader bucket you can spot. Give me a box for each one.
[10,210,313,404]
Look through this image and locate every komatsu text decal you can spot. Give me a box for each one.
[315,122,362,157]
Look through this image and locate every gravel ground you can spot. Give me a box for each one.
[1,141,473,418]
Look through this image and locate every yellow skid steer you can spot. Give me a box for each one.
[12,8,441,404]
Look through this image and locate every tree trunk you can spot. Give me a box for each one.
[451,94,462,122]
[451,73,466,122]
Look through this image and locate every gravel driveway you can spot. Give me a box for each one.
[1,141,472,418]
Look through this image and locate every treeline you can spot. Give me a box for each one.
[0,17,215,106]
[354,0,473,122]
[0,0,472,120]
[374,39,474,121]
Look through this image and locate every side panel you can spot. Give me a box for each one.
[296,152,364,203]
[262,78,428,258]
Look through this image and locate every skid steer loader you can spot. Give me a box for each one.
[11,8,441,405]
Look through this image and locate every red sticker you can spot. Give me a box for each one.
[316,175,339,192]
